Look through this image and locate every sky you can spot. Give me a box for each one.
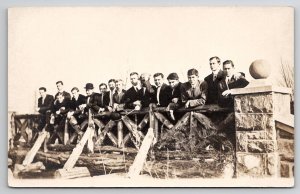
[8,7,294,113]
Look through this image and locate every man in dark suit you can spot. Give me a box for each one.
[83,83,106,114]
[112,79,126,111]
[165,73,182,120]
[153,73,172,107]
[204,56,245,105]
[181,68,208,108]
[204,56,224,104]
[123,72,142,109]
[138,73,156,108]
[218,60,249,107]
[107,79,116,107]
[32,87,54,143]
[55,81,71,101]
[97,83,110,112]
[45,93,71,149]
[67,87,86,144]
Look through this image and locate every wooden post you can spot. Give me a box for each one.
[149,110,158,143]
[127,128,154,178]
[87,110,94,153]
[95,120,116,145]
[154,112,174,129]
[63,110,94,170]
[137,114,149,131]
[117,121,124,148]
[22,128,48,166]
[63,118,69,145]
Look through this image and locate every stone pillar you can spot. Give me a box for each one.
[231,85,291,178]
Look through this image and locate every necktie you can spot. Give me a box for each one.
[191,87,195,98]
[213,74,217,81]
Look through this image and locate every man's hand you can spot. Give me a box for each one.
[98,108,105,113]
[56,110,60,115]
[233,72,243,79]
[222,89,232,97]
[134,105,141,111]
[67,111,74,119]
[107,106,113,112]
[35,107,40,112]
[133,100,141,106]
[172,98,179,104]
[79,104,86,110]
[185,100,190,108]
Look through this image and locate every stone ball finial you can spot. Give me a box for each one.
[249,59,271,79]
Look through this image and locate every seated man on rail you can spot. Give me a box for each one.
[123,72,142,110]
[44,93,71,152]
[153,73,172,108]
[181,68,208,108]
[66,87,86,144]
[138,73,156,109]
[165,73,182,120]
[112,79,126,112]
[218,60,249,108]
[32,87,54,143]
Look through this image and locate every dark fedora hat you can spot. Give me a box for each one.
[84,83,94,90]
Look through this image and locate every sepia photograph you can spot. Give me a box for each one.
[7,6,294,187]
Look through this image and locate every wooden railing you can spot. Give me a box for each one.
[10,105,233,150]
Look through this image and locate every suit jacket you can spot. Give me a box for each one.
[113,89,126,104]
[38,94,54,114]
[70,94,86,112]
[52,98,71,115]
[55,91,71,101]
[170,82,182,101]
[218,76,249,107]
[180,80,208,107]
[123,86,140,109]
[138,84,156,108]
[205,70,246,104]
[204,70,224,104]
[154,83,172,107]
[85,92,101,113]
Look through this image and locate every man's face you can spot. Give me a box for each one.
[108,82,115,91]
[86,89,93,96]
[140,76,147,87]
[99,85,107,94]
[56,83,63,92]
[209,58,220,72]
[116,82,123,91]
[130,74,139,86]
[223,63,234,77]
[39,90,46,97]
[188,75,198,86]
[71,90,78,98]
[168,79,179,89]
[57,95,64,103]
[154,75,163,87]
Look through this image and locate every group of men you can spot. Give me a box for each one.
[36,56,249,148]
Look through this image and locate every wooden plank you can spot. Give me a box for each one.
[95,120,116,145]
[123,133,132,146]
[173,112,190,131]
[193,112,218,137]
[107,132,118,147]
[154,112,174,130]
[127,128,154,178]
[137,114,149,131]
[22,129,48,166]
[55,167,91,179]
[63,119,69,145]
[122,116,143,143]
[63,125,94,170]
[93,118,105,130]
[189,111,197,151]
[117,121,124,148]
